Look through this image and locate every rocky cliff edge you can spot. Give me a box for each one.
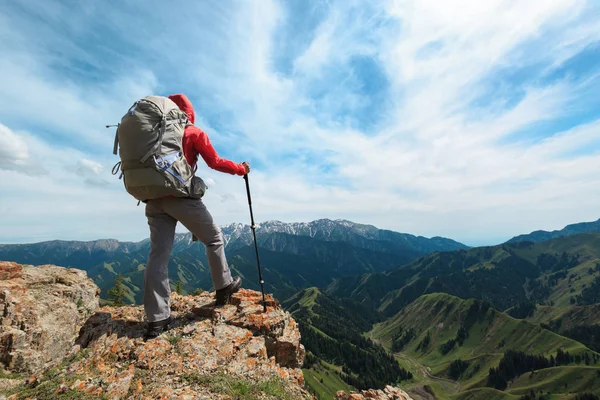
[0,261,310,399]
[0,261,412,400]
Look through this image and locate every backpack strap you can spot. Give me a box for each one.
[140,116,167,163]
[155,152,187,184]
[112,127,119,155]
[140,115,188,163]
[111,161,123,179]
[113,103,135,155]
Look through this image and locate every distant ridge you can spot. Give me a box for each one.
[0,218,467,304]
[221,218,468,254]
[507,218,600,243]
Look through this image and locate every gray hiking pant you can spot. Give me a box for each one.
[144,197,233,322]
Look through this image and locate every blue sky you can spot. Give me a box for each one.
[1,0,600,246]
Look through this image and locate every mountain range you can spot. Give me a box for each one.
[0,219,467,303]
[371,293,599,398]
[327,233,600,316]
[507,218,600,243]
[322,231,600,399]
[1,217,600,399]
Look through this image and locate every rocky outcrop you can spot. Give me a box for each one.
[335,386,413,400]
[0,261,99,374]
[6,286,310,399]
[0,261,413,400]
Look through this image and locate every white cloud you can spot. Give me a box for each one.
[0,124,29,167]
[0,124,43,175]
[76,159,103,176]
[0,0,599,245]
[75,159,109,186]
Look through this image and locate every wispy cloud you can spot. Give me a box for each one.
[0,0,599,245]
[0,124,41,175]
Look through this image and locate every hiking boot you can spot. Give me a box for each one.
[215,276,242,306]
[145,316,172,340]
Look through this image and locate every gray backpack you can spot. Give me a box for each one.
[111,95,206,201]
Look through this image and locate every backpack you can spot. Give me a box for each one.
[111,95,207,201]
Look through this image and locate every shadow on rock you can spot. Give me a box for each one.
[76,310,195,347]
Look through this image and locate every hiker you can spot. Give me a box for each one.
[145,94,249,338]
[112,94,249,338]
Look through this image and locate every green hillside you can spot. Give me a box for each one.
[303,360,355,400]
[530,303,600,331]
[0,219,467,306]
[508,218,600,244]
[526,303,600,354]
[283,287,412,399]
[508,366,600,396]
[451,388,521,400]
[4,222,600,399]
[371,293,600,399]
[328,233,600,318]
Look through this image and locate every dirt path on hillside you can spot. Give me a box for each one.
[408,386,437,400]
[395,352,462,395]
[367,332,461,397]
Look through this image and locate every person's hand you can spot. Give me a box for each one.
[241,161,250,174]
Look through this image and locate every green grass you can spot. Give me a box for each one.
[529,303,600,333]
[509,233,600,264]
[298,287,321,308]
[165,333,183,346]
[0,371,26,380]
[403,381,448,399]
[284,287,321,318]
[544,261,600,307]
[507,366,600,396]
[6,363,106,400]
[6,377,108,400]
[102,262,115,274]
[372,293,600,399]
[373,293,591,362]
[303,360,354,400]
[3,349,100,399]
[450,387,521,400]
[182,372,298,400]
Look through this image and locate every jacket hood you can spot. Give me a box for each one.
[168,94,195,124]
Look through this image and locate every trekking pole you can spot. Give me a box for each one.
[243,174,267,312]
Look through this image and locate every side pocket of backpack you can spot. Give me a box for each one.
[154,152,192,196]
[190,176,208,198]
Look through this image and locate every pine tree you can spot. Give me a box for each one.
[107,274,127,307]
[175,280,183,295]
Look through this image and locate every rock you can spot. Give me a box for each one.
[13,288,312,399]
[335,385,414,400]
[0,263,22,281]
[0,262,410,400]
[0,262,99,374]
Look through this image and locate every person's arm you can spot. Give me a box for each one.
[192,126,248,175]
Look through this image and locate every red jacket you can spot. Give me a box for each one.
[168,94,246,176]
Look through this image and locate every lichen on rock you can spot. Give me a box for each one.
[0,262,414,400]
[5,279,311,399]
[335,385,414,400]
[0,261,99,374]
